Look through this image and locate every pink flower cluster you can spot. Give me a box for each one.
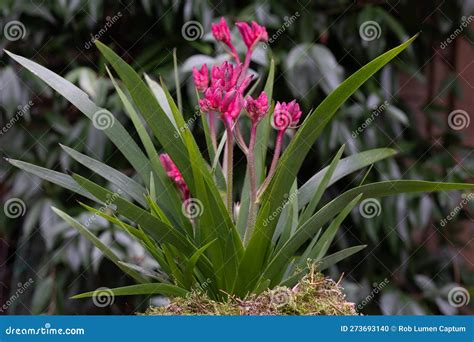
[193,17,302,134]
[159,153,190,201]
[193,18,273,129]
[180,18,304,215]
[197,62,251,127]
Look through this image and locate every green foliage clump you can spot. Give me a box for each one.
[145,272,357,316]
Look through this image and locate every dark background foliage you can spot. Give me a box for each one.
[0,0,472,314]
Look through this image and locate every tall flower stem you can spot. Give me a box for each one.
[225,126,234,216]
[209,112,217,151]
[241,50,252,80]
[234,124,248,154]
[244,123,258,245]
[257,130,284,200]
[228,45,241,64]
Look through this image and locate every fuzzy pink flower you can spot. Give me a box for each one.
[192,64,209,92]
[220,90,244,127]
[286,100,302,124]
[245,92,269,124]
[212,17,232,45]
[272,100,302,130]
[236,21,268,50]
[159,153,190,200]
[211,62,241,91]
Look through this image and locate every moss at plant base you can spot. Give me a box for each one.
[144,273,358,315]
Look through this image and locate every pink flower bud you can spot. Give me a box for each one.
[221,90,244,127]
[199,86,222,112]
[272,100,301,131]
[236,21,268,50]
[211,62,242,91]
[287,100,302,125]
[192,64,209,92]
[212,17,232,45]
[245,92,269,124]
[159,153,190,200]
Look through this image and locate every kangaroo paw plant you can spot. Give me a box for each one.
[5,17,474,312]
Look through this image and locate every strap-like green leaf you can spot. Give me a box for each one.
[107,67,187,228]
[71,283,188,299]
[94,41,193,191]
[308,194,363,262]
[6,158,95,201]
[71,173,193,253]
[52,207,147,283]
[5,50,152,185]
[265,180,474,282]
[316,245,367,271]
[281,245,367,287]
[299,145,345,225]
[235,36,418,296]
[61,144,148,207]
[298,148,397,209]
